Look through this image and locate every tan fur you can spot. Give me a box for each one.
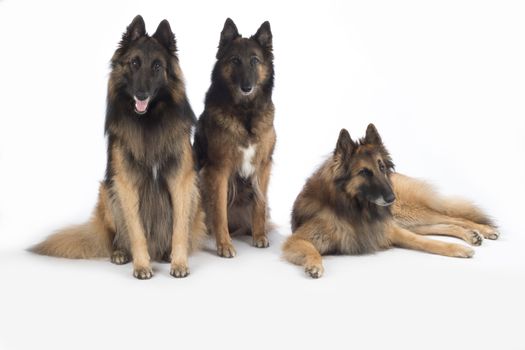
[169,63,186,104]
[30,185,114,259]
[282,226,325,279]
[283,125,497,278]
[410,224,483,246]
[195,20,275,257]
[29,223,109,259]
[32,141,206,279]
[201,165,232,256]
[111,145,152,277]
[256,64,268,85]
[251,159,272,247]
[197,105,276,257]
[166,140,206,277]
[391,173,499,241]
[386,223,474,258]
[31,16,205,279]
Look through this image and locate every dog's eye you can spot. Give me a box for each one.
[250,57,260,66]
[378,161,386,173]
[359,168,373,177]
[131,58,140,69]
[153,62,161,72]
[230,57,241,65]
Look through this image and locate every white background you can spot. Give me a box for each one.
[1,0,524,349]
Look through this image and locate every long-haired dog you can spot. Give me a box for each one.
[31,15,206,279]
[283,124,498,278]
[194,18,275,257]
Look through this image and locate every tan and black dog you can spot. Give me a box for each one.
[31,15,206,279]
[283,124,498,278]
[194,18,275,257]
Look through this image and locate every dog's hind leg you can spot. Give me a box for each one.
[418,213,499,240]
[387,224,474,258]
[96,184,131,266]
[410,224,483,246]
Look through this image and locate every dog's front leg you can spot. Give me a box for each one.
[112,147,152,279]
[202,166,236,258]
[251,161,272,248]
[167,147,195,278]
[282,223,325,278]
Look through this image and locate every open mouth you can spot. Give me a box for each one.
[134,96,150,115]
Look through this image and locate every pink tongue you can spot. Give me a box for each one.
[135,97,149,113]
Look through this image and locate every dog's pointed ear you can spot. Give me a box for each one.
[364,123,383,146]
[253,21,272,51]
[153,19,177,53]
[122,15,146,45]
[335,129,356,158]
[219,18,240,49]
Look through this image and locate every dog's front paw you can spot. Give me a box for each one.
[217,242,237,258]
[467,230,483,246]
[305,263,324,279]
[133,266,153,280]
[451,245,475,258]
[111,250,130,265]
[170,264,190,278]
[253,235,270,248]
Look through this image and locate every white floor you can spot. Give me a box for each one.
[1,227,523,350]
[1,0,524,349]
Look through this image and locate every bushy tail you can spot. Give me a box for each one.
[433,197,495,226]
[29,222,111,259]
[391,173,496,227]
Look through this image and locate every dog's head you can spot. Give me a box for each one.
[333,124,396,206]
[109,15,184,116]
[213,18,274,104]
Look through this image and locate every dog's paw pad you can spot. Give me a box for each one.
[217,243,237,258]
[468,230,483,246]
[305,264,324,279]
[253,236,270,248]
[111,250,130,265]
[170,264,190,278]
[133,266,153,280]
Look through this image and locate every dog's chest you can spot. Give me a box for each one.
[152,163,160,181]
[338,222,390,255]
[238,143,257,178]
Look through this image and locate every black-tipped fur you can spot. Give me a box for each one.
[194,19,276,257]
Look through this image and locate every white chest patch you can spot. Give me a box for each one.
[152,163,159,181]
[239,144,257,178]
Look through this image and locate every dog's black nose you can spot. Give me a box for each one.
[384,193,396,204]
[241,84,253,93]
[135,91,149,101]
